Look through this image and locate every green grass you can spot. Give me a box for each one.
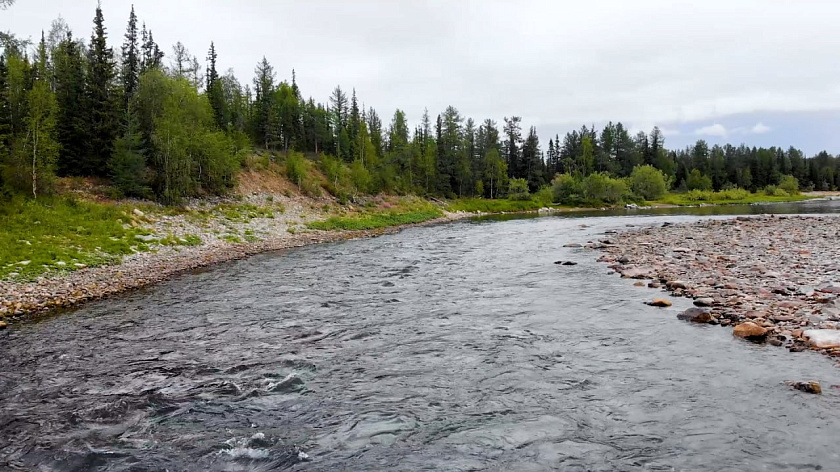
[0,196,210,281]
[308,201,443,231]
[655,191,815,206]
[447,198,551,213]
[0,196,152,280]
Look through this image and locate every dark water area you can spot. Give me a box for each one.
[3,199,840,471]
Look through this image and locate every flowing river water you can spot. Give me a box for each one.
[3,200,840,471]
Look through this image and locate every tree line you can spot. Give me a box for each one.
[1,4,839,205]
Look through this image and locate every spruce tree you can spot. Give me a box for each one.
[206,42,225,130]
[252,57,275,148]
[140,23,163,72]
[84,4,118,176]
[109,102,149,197]
[121,4,139,106]
[54,31,87,176]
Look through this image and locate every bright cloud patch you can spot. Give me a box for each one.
[694,123,728,137]
[751,122,771,134]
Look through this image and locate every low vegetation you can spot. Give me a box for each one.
[447,198,546,213]
[0,196,150,280]
[656,190,811,206]
[308,199,443,231]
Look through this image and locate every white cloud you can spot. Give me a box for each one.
[751,122,771,134]
[694,123,728,137]
[659,127,681,137]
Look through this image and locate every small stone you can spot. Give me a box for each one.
[563,243,582,248]
[646,299,672,308]
[0,321,6,330]
[133,208,145,218]
[787,381,822,395]
[667,280,688,290]
[693,298,714,307]
[677,307,713,323]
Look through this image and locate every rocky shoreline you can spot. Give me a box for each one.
[594,215,840,363]
[0,211,467,324]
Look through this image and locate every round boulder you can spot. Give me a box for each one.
[733,322,769,342]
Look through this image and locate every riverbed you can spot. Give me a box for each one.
[2,200,840,471]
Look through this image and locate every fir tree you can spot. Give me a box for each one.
[121,4,140,106]
[54,31,87,176]
[84,3,119,176]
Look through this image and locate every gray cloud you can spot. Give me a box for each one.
[3,0,839,145]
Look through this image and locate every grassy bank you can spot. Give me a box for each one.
[446,198,551,213]
[307,199,443,231]
[654,190,815,206]
[0,196,157,280]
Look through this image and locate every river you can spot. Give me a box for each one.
[2,200,840,471]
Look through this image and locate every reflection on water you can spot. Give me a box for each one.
[2,199,840,471]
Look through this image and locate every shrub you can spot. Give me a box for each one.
[507,178,530,201]
[718,188,750,200]
[581,172,628,204]
[350,159,372,194]
[763,185,788,197]
[533,186,554,206]
[629,165,668,200]
[686,169,713,191]
[551,173,582,205]
[285,152,307,189]
[779,175,799,195]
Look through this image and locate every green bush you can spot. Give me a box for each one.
[686,169,713,191]
[285,152,307,189]
[551,173,582,205]
[763,185,788,197]
[779,175,799,195]
[507,178,530,201]
[533,186,554,206]
[629,165,668,200]
[581,172,628,204]
[350,159,372,194]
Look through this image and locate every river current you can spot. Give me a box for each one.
[3,200,840,471]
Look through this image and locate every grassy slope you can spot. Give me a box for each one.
[0,196,153,280]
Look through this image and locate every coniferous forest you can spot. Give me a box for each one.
[2,4,840,205]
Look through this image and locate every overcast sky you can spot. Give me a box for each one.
[4,0,840,154]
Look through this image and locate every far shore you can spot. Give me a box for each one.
[2,191,839,325]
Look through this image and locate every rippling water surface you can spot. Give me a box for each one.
[3,201,840,471]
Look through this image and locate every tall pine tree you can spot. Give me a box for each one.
[84,4,118,176]
[54,31,87,176]
[121,4,139,107]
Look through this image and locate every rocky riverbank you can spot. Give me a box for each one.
[0,196,467,324]
[594,215,840,361]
